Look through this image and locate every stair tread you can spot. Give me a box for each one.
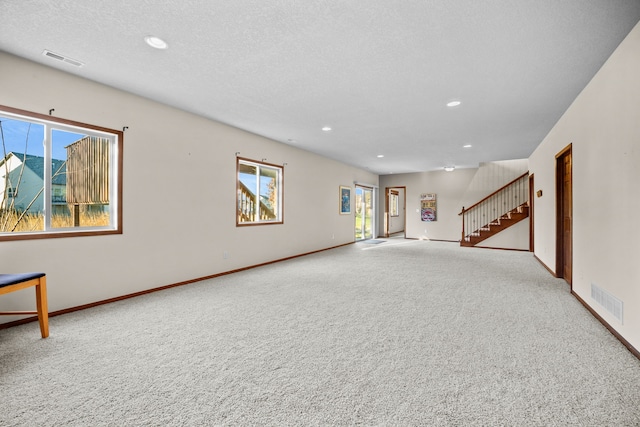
[463,202,530,247]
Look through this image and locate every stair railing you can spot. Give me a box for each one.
[459,172,529,243]
[238,181,276,222]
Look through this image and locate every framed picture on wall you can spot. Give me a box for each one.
[421,193,437,221]
[339,185,351,214]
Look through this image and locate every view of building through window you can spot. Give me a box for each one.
[0,106,121,239]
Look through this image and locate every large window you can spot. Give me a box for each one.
[0,105,123,240]
[237,157,283,225]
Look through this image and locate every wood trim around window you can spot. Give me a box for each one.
[0,104,123,241]
[236,156,284,227]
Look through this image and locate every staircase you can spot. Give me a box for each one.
[459,172,529,247]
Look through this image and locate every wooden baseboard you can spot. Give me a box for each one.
[533,254,639,361]
[571,291,640,361]
[6,242,639,364]
[387,237,525,251]
[469,245,530,252]
[0,242,354,330]
[534,254,558,277]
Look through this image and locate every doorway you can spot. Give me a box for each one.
[384,187,406,238]
[355,185,374,241]
[556,145,572,286]
[529,174,534,252]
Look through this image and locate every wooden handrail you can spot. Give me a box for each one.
[459,171,529,215]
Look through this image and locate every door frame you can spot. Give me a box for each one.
[528,174,534,252]
[555,144,573,287]
[354,184,375,241]
[384,186,406,238]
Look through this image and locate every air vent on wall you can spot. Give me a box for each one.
[43,50,84,67]
[591,283,623,324]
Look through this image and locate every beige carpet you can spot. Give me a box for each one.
[1,240,639,426]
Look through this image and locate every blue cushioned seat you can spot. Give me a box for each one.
[0,273,46,288]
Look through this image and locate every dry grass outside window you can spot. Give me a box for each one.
[1,210,110,232]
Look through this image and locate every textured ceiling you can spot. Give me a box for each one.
[1,1,639,174]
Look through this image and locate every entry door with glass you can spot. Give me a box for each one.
[354,185,373,240]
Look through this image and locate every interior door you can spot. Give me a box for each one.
[529,174,534,252]
[355,185,373,240]
[556,146,572,286]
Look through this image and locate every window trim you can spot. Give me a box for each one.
[0,104,123,241]
[236,156,284,227]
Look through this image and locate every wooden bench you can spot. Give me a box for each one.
[0,273,49,338]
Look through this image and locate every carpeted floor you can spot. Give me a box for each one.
[1,240,639,426]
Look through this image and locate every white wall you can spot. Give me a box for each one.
[459,159,529,210]
[379,169,477,241]
[529,22,640,350]
[380,164,530,250]
[478,218,529,251]
[460,159,530,250]
[0,52,377,319]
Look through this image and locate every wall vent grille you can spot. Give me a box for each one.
[591,283,623,324]
[43,50,84,67]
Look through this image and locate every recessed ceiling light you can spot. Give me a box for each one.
[377,154,384,158]
[287,139,297,143]
[463,144,472,148]
[444,166,455,172]
[447,100,461,107]
[144,35,168,49]
[321,126,332,132]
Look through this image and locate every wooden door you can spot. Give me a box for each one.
[556,146,572,285]
[529,174,534,252]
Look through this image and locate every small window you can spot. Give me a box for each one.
[237,157,283,225]
[0,105,123,240]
